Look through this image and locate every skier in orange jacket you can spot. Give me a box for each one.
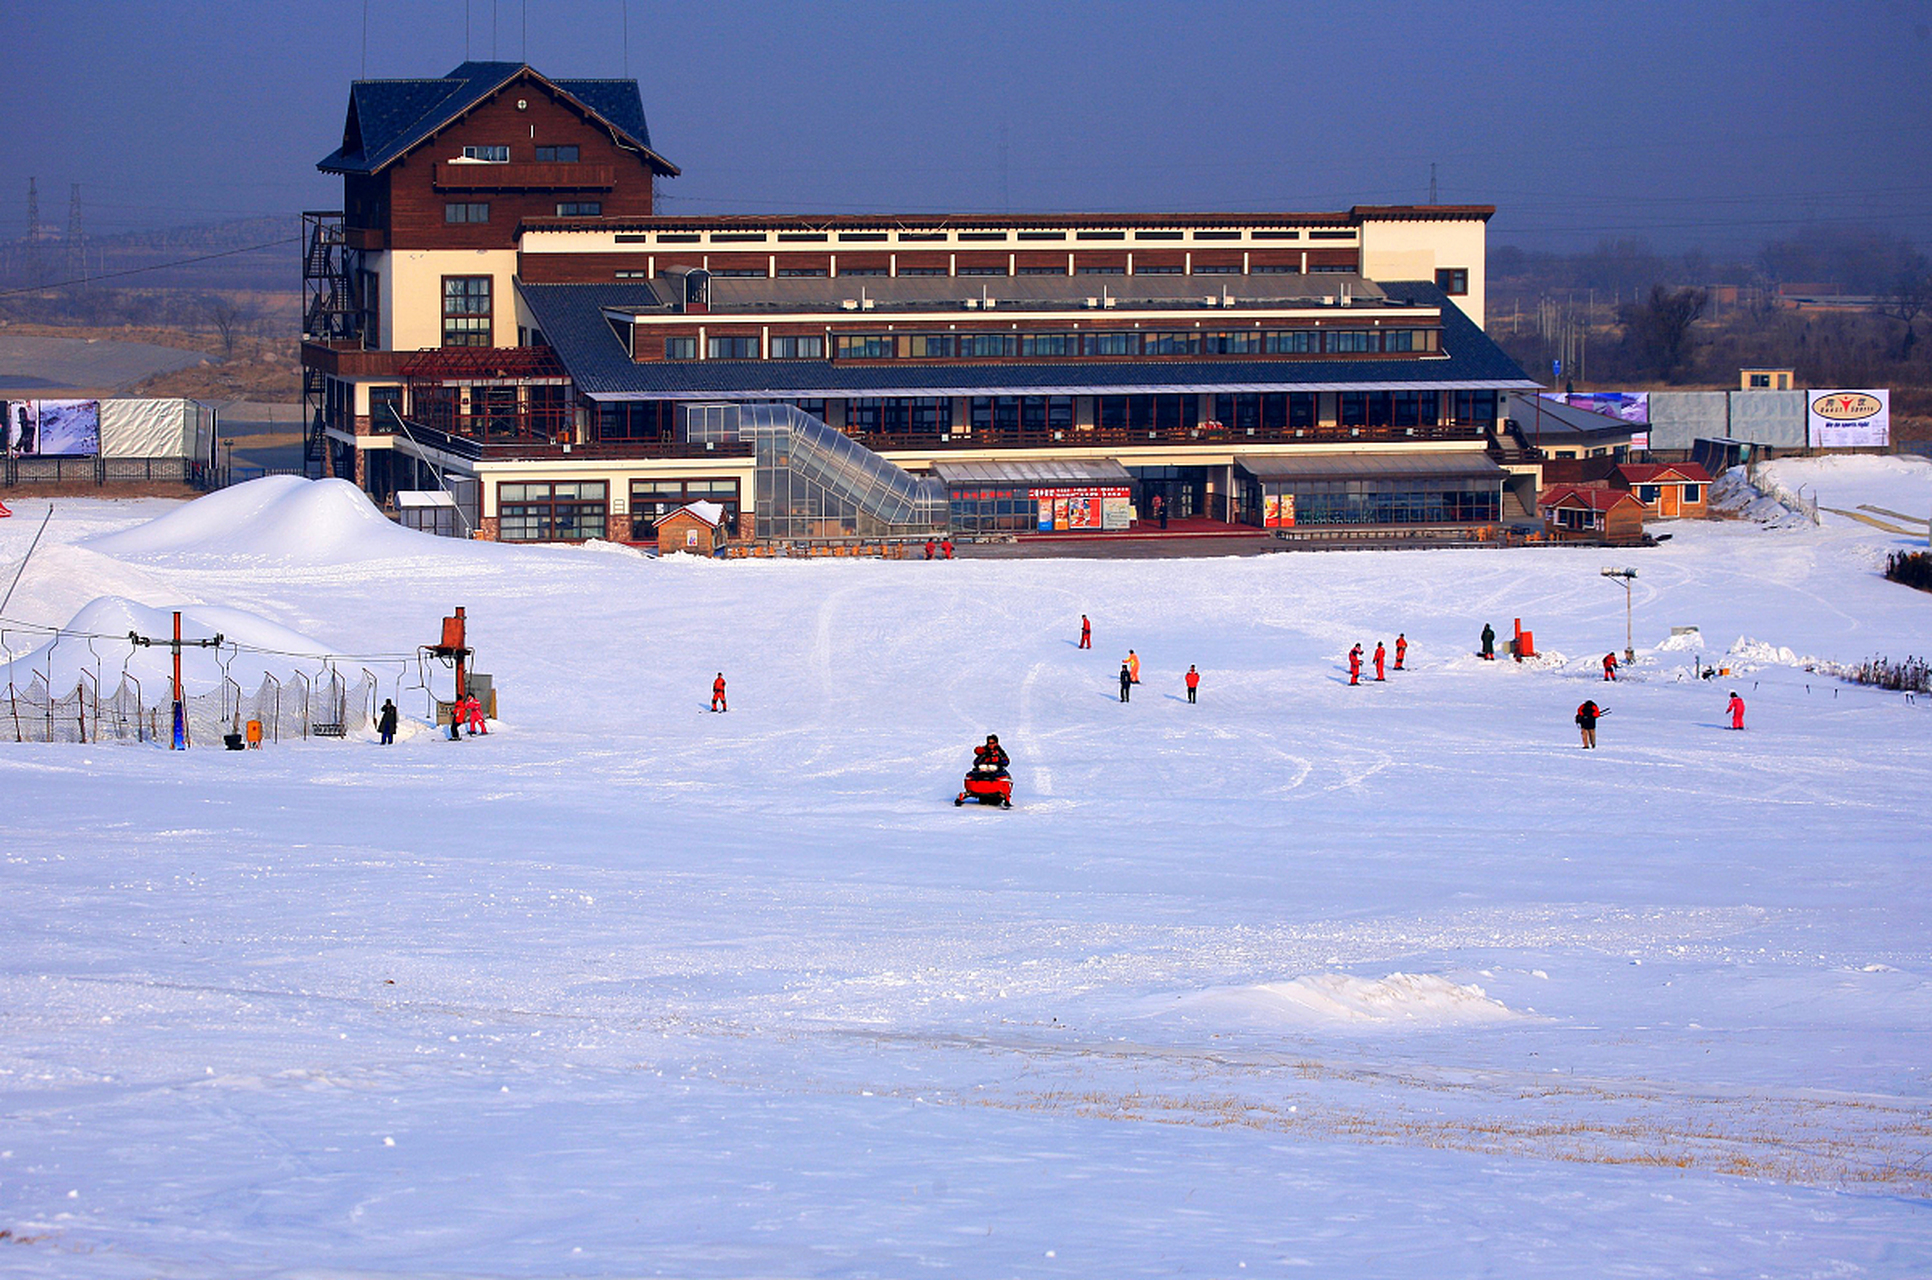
[711,673,728,712]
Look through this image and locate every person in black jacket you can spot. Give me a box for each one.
[1119,662,1133,702]
[973,734,1010,776]
[1575,699,1605,749]
[377,698,399,745]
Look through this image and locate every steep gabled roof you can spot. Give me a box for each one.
[318,62,677,176]
[1614,462,1711,485]
[1540,484,1643,512]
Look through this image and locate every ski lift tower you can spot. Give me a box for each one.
[1600,568,1638,665]
[427,606,471,704]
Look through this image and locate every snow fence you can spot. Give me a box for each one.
[3,668,381,745]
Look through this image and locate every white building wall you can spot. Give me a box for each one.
[383,249,523,351]
[1358,217,1488,330]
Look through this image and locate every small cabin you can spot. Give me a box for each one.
[655,500,725,556]
[1540,484,1646,544]
[1610,462,1711,520]
[1741,367,1794,390]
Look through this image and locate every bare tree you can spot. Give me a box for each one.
[1880,262,1932,361]
[205,295,248,356]
[1620,285,1708,381]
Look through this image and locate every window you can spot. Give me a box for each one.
[1748,373,1771,388]
[898,266,949,276]
[1205,331,1264,355]
[900,334,955,358]
[497,481,607,542]
[461,145,509,162]
[630,477,740,539]
[957,333,1016,358]
[555,201,602,217]
[1016,265,1066,275]
[1143,332,1200,356]
[368,385,402,429]
[1250,264,1299,273]
[1325,330,1375,353]
[839,266,888,276]
[1193,263,1241,274]
[769,335,825,359]
[707,335,759,359]
[1083,332,1137,356]
[444,202,490,223]
[1020,334,1073,357]
[1075,265,1125,275]
[534,145,579,163]
[835,335,894,359]
[711,268,765,278]
[665,336,697,360]
[958,265,1006,276]
[1681,485,1701,504]
[1436,267,1470,295]
[776,266,828,277]
[1133,264,1183,274]
[442,276,491,347]
[1266,330,1314,353]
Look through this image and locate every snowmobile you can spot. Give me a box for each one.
[955,762,1014,808]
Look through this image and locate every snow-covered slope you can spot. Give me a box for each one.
[1,460,1928,1278]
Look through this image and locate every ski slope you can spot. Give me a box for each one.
[1,460,1929,1278]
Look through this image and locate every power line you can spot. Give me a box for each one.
[0,236,301,299]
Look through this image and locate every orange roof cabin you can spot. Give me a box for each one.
[1540,484,1646,544]
[1610,462,1711,520]
[655,500,725,556]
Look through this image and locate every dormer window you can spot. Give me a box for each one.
[461,144,510,162]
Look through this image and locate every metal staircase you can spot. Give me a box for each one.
[300,211,360,476]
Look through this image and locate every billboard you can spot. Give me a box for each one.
[1035,486,1132,532]
[1263,492,1298,529]
[1541,392,1649,424]
[2,398,101,456]
[1807,390,1889,448]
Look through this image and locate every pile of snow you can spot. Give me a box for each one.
[1759,453,1932,521]
[1723,635,1817,673]
[1710,465,1810,526]
[1154,972,1524,1030]
[1655,627,1705,652]
[82,476,448,566]
[0,597,335,694]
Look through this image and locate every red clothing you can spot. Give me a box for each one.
[1184,669,1200,690]
[1394,637,1407,669]
[1727,695,1745,729]
[941,539,954,559]
[1373,645,1386,680]
[1603,654,1617,681]
[1348,647,1362,685]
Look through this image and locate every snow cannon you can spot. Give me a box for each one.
[1511,617,1536,662]
[956,764,1014,809]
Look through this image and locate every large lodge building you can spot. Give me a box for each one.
[302,61,1543,544]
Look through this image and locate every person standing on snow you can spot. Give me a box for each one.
[941,537,955,559]
[1394,633,1407,671]
[1348,643,1363,686]
[464,693,488,736]
[377,698,398,746]
[1127,650,1142,684]
[1184,664,1200,704]
[1726,690,1746,730]
[1575,698,1606,748]
[1079,614,1092,649]
[1119,661,1134,703]
[1480,623,1496,661]
[1602,652,1618,681]
[1373,641,1387,682]
[711,673,728,713]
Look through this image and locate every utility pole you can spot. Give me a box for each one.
[1428,162,1438,205]
[66,184,83,285]
[25,177,41,285]
[129,612,224,749]
[1600,568,1637,665]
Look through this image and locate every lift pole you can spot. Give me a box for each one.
[130,611,223,749]
[1600,567,1638,665]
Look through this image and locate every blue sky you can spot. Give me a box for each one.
[4,0,1930,252]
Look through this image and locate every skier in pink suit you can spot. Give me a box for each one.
[1726,690,1745,730]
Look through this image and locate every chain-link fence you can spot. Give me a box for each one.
[2,668,383,745]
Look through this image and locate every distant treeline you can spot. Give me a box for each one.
[0,215,299,295]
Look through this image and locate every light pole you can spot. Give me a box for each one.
[1601,567,1637,664]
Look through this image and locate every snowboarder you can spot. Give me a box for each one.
[1602,652,1618,682]
[377,698,398,745]
[1726,690,1746,730]
[1575,699,1606,749]
[711,673,728,713]
[1127,650,1142,684]
[1079,614,1092,649]
[1480,623,1496,661]
[1373,642,1387,682]
[1185,664,1200,704]
[1119,662,1133,702]
[1394,633,1407,670]
[924,538,936,560]
[464,694,488,736]
[1348,643,1363,686]
[941,537,955,559]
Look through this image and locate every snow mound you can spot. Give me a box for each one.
[1155,972,1524,1030]
[1656,628,1705,652]
[580,538,648,559]
[1710,466,1811,527]
[0,597,335,694]
[1724,636,1816,672]
[82,476,439,566]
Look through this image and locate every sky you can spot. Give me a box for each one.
[3,0,1931,255]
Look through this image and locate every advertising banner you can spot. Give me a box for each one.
[1035,486,1131,532]
[1807,390,1889,447]
[1542,392,1649,424]
[1263,492,1297,529]
[2,399,101,456]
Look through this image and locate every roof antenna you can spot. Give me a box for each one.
[622,0,629,77]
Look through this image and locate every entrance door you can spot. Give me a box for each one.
[1660,485,1679,518]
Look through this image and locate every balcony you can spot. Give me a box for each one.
[433,162,616,192]
[301,341,411,377]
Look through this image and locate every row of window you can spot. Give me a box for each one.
[460,144,580,163]
[807,329,1440,361]
[623,262,1361,280]
[446,201,603,223]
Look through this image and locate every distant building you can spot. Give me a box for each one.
[301,61,1539,544]
[1740,367,1794,390]
[1539,484,1646,544]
